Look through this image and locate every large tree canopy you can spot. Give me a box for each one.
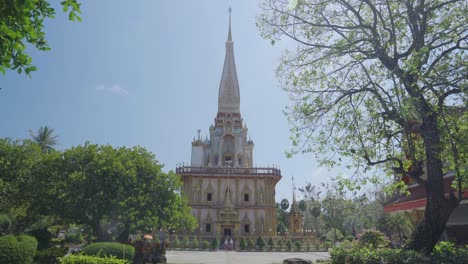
[258,0,467,253]
[0,0,81,76]
[0,139,196,241]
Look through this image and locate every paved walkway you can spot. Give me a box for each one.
[165,250,330,264]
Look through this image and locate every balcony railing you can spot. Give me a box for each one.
[176,166,282,177]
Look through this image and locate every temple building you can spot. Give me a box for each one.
[287,188,303,236]
[176,9,282,239]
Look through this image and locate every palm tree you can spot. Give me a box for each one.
[29,126,58,153]
[280,199,290,211]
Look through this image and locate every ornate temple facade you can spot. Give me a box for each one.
[287,189,303,236]
[176,10,282,239]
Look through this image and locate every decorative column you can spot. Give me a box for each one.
[218,138,224,165]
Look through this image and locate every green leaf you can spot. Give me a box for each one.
[25,66,37,75]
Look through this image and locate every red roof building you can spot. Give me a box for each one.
[384,174,468,244]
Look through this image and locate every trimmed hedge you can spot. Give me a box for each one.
[210,237,218,250]
[239,237,247,250]
[286,239,293,251]
[201,240,210,249]
[256,236,265,250]
[267,237,274,250]
[81,242,134,261]
[59,255,130,264]
[192,236,199,248]
[0,234,38,264]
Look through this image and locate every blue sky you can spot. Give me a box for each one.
[0,0,343,201]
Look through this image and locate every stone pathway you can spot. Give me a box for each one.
[165,250,330,264]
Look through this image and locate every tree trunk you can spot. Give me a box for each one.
[117,226,130,243]
[405,114,459,253]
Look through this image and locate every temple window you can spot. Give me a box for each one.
[207,193,212,201]
[244,193,249,202]
[206,224,211,233]
[244,224,250,233]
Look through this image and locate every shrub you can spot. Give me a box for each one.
[154,235,161,245]
[81,242,134,261]
[432,241,456,257]
[314,240,321,251]
[246,237,255,250]
[182,236,189,248]
[276,239,283,251]
[29,228,53,250]
[172,235,180,248]
[325,228,344,242]
[35,247,68,264]
[294,240,302,251]
[330,241,432,264]
[0,235,21,264]
[59,255,130,264]
[0,214,12,235]
[65,226,84,244]
[256,236,265,250]
[68,233,83,244]
[18,235,38,264]
[431,241,468,264]
[210,237,218,250]
[239,237,247,250]
[0,234,38,264]
[192,236,199,248]
[51,238,63,247]
[267,237,274,250]
[304,239,310,251]
[319,234,327,242]
[356,229,390,249]
[378,249,430,264]
[286,239,293,251]
[201,240,210,249]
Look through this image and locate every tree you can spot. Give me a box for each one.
[259,0,466,253]
[267,237,274,250]
[0,139,196,241]
[239,237,247,250]
[321,189,352,238]
[51,143,197,241]
[309,202,321,236]
[0,138,44,233]
[192,236,199,249]
[298,200,307,214]
[0,0,81,76]
[275,202,288,234]
[280,198,290,211]
[29,126,58,153]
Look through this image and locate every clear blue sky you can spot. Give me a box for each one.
[0,0,346,202]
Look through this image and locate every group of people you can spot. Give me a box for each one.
[223,236,234,250]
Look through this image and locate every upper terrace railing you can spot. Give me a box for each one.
[176,166,282,177]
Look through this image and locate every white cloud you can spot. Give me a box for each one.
[95,84,129,96]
